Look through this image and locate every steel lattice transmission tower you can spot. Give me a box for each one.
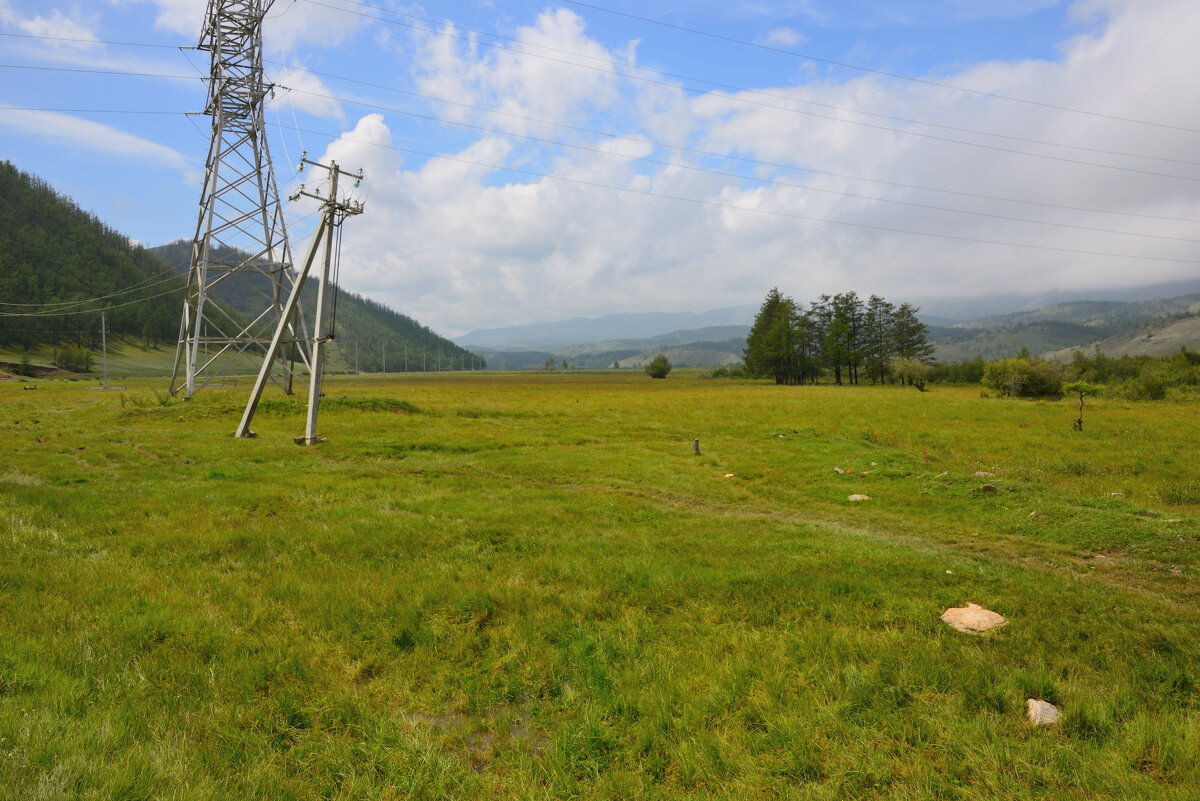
[170,0,307,398]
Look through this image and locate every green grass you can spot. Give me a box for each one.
[1,371,1197,799]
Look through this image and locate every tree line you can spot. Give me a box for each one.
[0,160,182,350]
[743,288,934,385]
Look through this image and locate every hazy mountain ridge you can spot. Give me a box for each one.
[462,294,1200,369]
[455,307,757,349]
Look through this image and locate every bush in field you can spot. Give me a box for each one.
[982,357,1063,398]
[644,354,672,379]
[928,357,985,384]
[53,347,94,373]
[709,365,744,379]
[1066,349,1200,400]
[891,357,931,391]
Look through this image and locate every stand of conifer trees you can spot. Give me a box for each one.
[743,288,934,385]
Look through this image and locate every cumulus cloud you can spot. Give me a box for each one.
[269,66,344,120]
[411,8,623,137]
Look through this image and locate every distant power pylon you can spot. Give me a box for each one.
[170,0,307,398]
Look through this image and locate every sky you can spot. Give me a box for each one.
[1,0,1199,335]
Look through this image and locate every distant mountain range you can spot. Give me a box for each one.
[455,306,757,349]
[458,291,1200,369]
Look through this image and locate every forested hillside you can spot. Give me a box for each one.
[151,240,480,373]
[0,160,181,350]
[0,160,478,374]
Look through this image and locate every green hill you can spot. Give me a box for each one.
[0,160,182,353]
[150,240,481,375]
[928,296,1200,361]
[0,160,478,376]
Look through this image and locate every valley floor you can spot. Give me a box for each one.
[2,372,1197,799]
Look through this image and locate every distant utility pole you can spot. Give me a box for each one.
[86,312,125,391]
[382,341,386,377]
[171,0,307,400]
[100,312,109,390]
[235,156,363,442]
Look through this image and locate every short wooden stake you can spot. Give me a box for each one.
[693,438,700,455]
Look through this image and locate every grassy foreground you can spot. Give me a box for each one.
[1,371,1197,800]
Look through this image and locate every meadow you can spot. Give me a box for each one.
[1,371,1197,800]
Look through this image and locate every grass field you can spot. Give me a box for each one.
[1,371,1197,799]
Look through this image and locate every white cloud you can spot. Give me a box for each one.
[5,6,99,41]
[135,0,205,36]
[269,66,344,120]
[313,0,1200,335]
[763,26,806,47]
[411,8,623,137]
[0,107,193,173]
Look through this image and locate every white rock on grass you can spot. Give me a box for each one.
[940,603,1007,633]
[847,494,871,502]
[1026,698,1061,725]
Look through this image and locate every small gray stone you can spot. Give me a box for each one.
[1026,698,1061,725]
[974,471,996,477]
[979,484,998,492]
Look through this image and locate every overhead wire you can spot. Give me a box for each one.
[8,21,1197,157]
[298,0,1200,169]
[2,18,1196,268]
[6,31,1198,209]
[4,88,1197,247]
[266,86,1200,244]
[0,286,185,318]
[259,59,1200,225]
[0,265,184,305]
[556,0,1200,134]
[277,120,1200,265]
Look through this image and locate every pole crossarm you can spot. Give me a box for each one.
[235,155,364,442]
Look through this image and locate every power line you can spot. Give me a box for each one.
[272,86,1200,244]
[300,0,1200,168]
[281,121,1200,265]
[10,24,1194,166]
[0,31,183,49]
[6,29,1198,191]
[0,63,200,81]
[0,106,187,116]
[0,270,184,308]
[5,94,1195,245]
[265,59,1200,225]
[0,286,184,318]
[556,0,1200,135]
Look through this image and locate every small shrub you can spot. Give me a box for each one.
[1156,481,1200,506]
[982,357,1063,398]
[53,347,94,373]
[644,354,671,379]
[891,357,931,391]
[15,355,35,377]
[1125,367,1169,400]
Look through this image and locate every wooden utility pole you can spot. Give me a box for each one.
[235,156,363,442]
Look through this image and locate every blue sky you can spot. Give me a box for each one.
[2,0,1198,334]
